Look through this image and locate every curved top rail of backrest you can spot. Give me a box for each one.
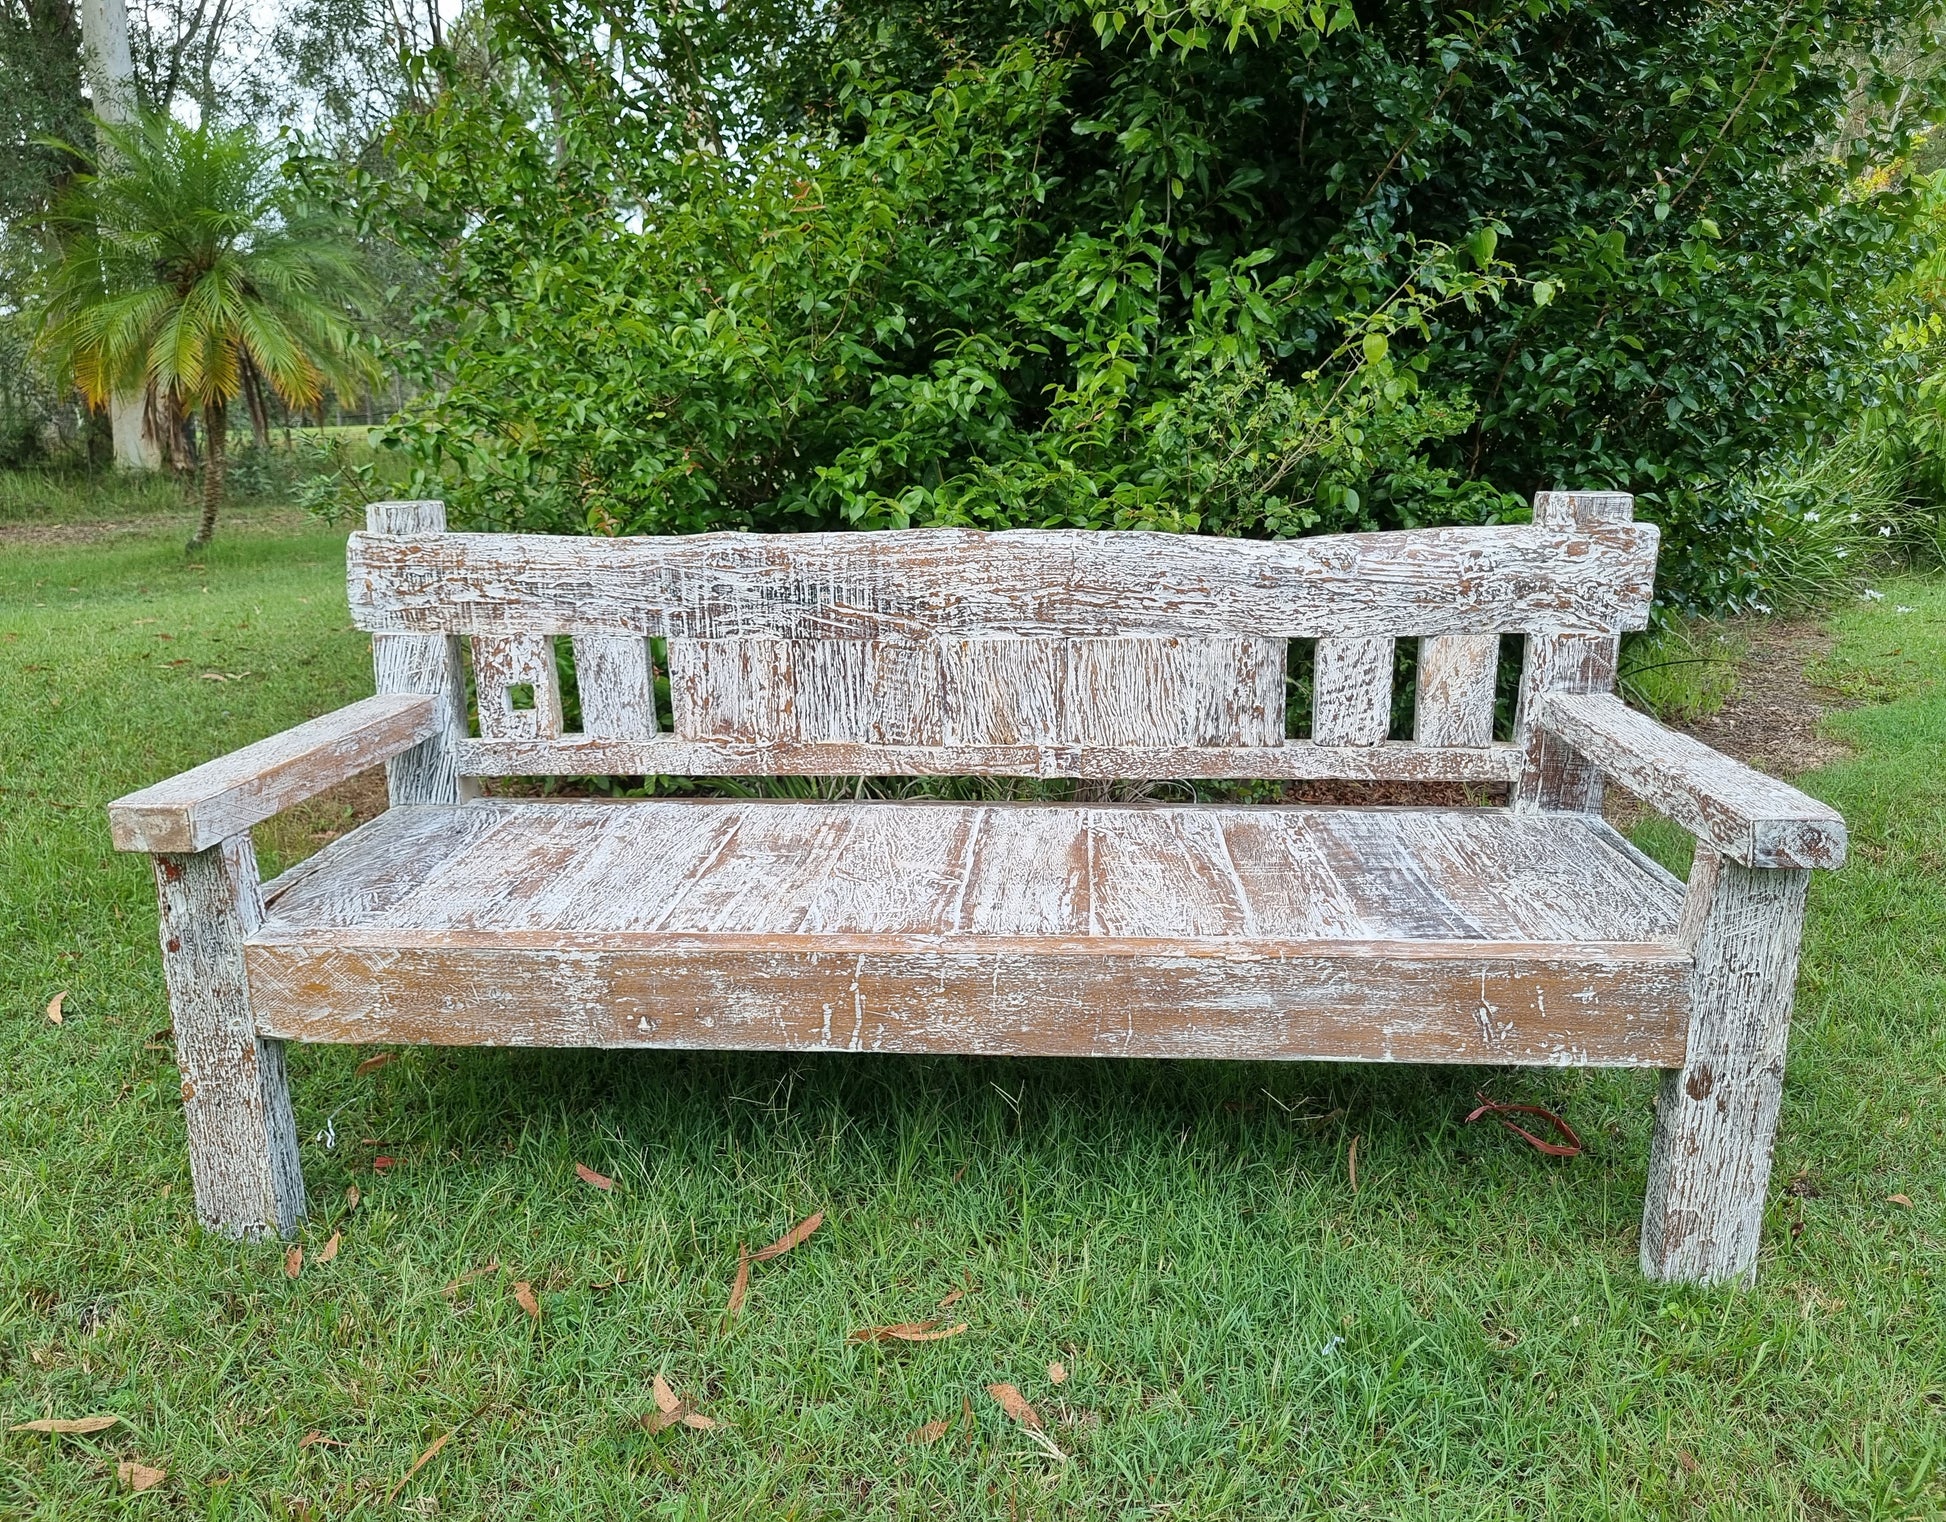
[346,516,1660,641]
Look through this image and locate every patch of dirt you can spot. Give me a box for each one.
[0,508,316,547]
[1671,618,1855,778]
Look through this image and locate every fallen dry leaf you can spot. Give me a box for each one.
[909,1419,950,1444]
[371,1156,396,1172]
[353,1052,395,1078]
[442,1260,500,1297]
[1889,1193,1914,1208]
[315,1232,341,1266]
[117,1461,165,1492]
[45,991,67,1025]
[1048,1360,1067,1385]
[345,1184,361,1210]
[10,1414,123,1435]
[937,1287,964,1309]
[285,1246,303,1279]
[987,1383,1040,1429]
[642,1374,716,1432]
[751,1210,823,1262]
[298,1430,346,1449]
[848,1320,968,1344]
[725,1246,750,1318]
[574,1163,613,1191]
[512,1281,539,1321]
[1348,1133,1360,1193]
[387,1428,455,1502]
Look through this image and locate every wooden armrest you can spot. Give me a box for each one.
[1535,691,1846,870]
[108,694,439,854]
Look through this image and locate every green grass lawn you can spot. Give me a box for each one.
[1,517,1942,1519]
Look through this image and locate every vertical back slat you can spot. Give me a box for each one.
[1414,634,1499,748]
[472,634,564,741]
[666,639,787,741]
[1312,636,1395,746]
[789,642,943,744]
[941,640,1068,746]
[1062,637,1285,746]
[572,635,657,740]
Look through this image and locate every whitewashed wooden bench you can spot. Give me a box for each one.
[109,493,1845,1284]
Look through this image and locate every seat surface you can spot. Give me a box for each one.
[246,800,1691,1066]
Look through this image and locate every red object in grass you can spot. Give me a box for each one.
[372,1155,397,1171]
[1463,1094,1582,1157]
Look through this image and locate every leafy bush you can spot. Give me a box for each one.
[328,0,1946,611]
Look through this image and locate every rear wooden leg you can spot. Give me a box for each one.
[154,835,306,1239]
[1641,848,1810,1285]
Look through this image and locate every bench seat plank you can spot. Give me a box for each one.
[246,800,1689,1066]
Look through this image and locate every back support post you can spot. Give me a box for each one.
[1514,492,1634,812]
[156,834,306,1238]
[367,500,476,807]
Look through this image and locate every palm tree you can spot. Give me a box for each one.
[33,115,377,547]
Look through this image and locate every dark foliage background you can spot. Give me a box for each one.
[330,0,1946,610]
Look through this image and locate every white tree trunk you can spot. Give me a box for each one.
[82,0,161,470]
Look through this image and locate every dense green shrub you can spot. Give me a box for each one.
[332,0,1946,610]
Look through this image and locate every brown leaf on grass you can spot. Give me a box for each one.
[315,1233,341,1266]
[45,991,67,1025]
[344,1184,361,1210]
[386,1427,456,1502]
[117,1461,165,1492]
[298,1430,346,1449]
[986,1384,1040,1429]
[937,1287,964,1309]
[574,1163,613,1191]
[1047,1361,1067,1385]
[1889,1193,1914,1208]
[285,1246,303,1279]
[10,1414,123,1435]
[353,1052,395,1078]
[371,1156,396,1172]
[1348,1133,1360,1194]
[751,1210,823,1261]
[442,1260,500,1297]
[848,1320,968,1344]
[909,1419,950,1444]
[641,1374,716,1432]
[951,1164,968,1184]
[725,1246,750,1318]
[512,1281,539,1320]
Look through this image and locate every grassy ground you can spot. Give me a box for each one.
[1,516,1942,1519]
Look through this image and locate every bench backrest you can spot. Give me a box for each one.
[351,493,1654,790]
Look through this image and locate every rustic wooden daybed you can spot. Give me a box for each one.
[108,493,1845,1285]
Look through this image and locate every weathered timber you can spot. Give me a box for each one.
[1515,632,1618,812]
[155,835,305,1238]
[1416,633,1500,748]
[345,522,1661,640]
[367,501,473,806]
[1641,848,1811,1284]
[1312,636,1395,746]
[471,633,564,741]
[452,735,1523,782]
[1537,692,1847,869]
[107,693,437,854]
[246,939,1689,1067]
[571,635,658,739]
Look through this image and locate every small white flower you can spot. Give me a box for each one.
[1862,587,1883,599]
[1804,512,1820,522]
[1880,525,1894,537]
[1896,605,1914,614]
[1850,512,1862,524]
[1836,549,1850,559]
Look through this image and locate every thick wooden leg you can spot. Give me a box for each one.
[154,835,306,1239]
[1641,847,1810,1285]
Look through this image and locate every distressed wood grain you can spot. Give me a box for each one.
[366,501,473,807]
[1310,637,1395,746]
[345,522,1661,640]
[1415,633,1499,748]
[572,635,657,739]
[471,634,564,741]
[1537,692,1847,870]
[1641,848,1811,1284]
[1514,632,1618,812]
[450,735,1524,782]
[156,835,305,1238]
[108,693,437,854]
